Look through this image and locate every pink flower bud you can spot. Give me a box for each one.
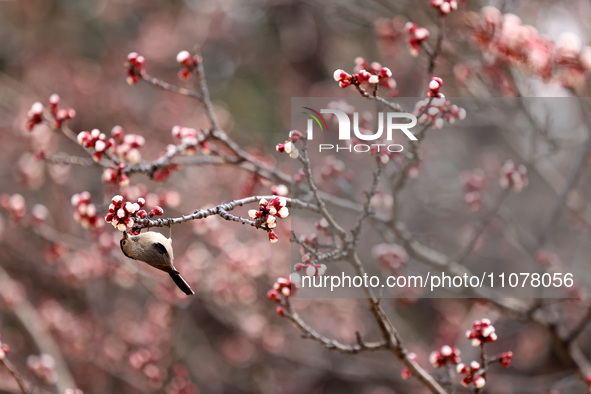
[268,230,279,243]
[289,130,302,142]
[150,206,164,216]
[500,351,513,368]
[277,206,289,218]
[176,50,192,66]
[111,125,125,140]
[400,368,412,379]
[379,67,392,78]
[333,69,351,82]
[267,289,280,302]
[30,102,44,116]
[49,94,60,106]
[94,140,106,152]
[473,376,485,388]
[266,215,277,229]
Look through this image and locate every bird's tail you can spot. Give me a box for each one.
[169,273,195,295]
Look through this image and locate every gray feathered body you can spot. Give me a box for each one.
[120,231,194,295]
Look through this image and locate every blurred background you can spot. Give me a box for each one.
[2,0,591,393]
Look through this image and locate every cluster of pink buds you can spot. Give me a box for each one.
[47,94,76,129]
[428,77,444,97]
[176,50,202,81]
[405,22,430,56]
[372,243,408,273]
[128,348,163,386]
[0,193,26,223]
[126,52,145,85]
[333,58,396,91]
[267,277,295,316]
[430,0,458,15]
[466,318,497,346]
[461,168,486,211]
[248,197,289,243]
[26,95,75,132]
[469,7,591,89]
[172,126,210,155]
[105,195,162,231]
[333,69,353,88]
[296,233,319,255]
[276,130,302,159]
[27,354,57,385]
[111,126,145,164]
[102,163,129,186]
[294,254,327,277]
[400,352,417,379]
[0,334,9,360]
[456,361,485,389]
[414,96,466,129]
[77,129,114,162]
[353,58,397,89]
[71,192,103,229]
[499,160,527,192]
[429,345,461,368]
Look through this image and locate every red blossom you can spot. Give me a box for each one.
[405,22,430,56]
[429,345,461,368]
[499,160,528,192]
[466,318,497,346]
[126,52,145,85]
[500,351,513,368]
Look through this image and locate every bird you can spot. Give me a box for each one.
[120,231,195,295]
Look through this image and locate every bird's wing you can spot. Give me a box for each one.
[152,242,179,274]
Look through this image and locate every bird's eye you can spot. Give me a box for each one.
[122,240,127,245]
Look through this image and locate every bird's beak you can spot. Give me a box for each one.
[122,231,129,239]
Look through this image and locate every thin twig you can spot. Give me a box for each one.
[134,196,318,229]
[283,299,389,354]
[0,358,30,394]
[350,157,383,245]
[141,72,204,100]
[297,138,349,241]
